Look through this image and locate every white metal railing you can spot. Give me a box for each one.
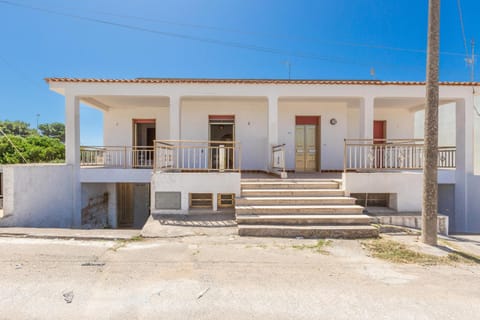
[344,139,456,171]
[438,146,456,168]
[272,144,286,173]
[154,140,241,172]
[80,146,154,169]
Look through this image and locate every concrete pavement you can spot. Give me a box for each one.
[0,233,479,319]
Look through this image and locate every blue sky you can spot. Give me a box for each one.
[0,0,478,145]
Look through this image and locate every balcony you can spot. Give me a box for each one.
[154,140,241,172]
[80,146,154,169]
[344,139,456,171]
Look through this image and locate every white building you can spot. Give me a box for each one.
[1,78,479,236]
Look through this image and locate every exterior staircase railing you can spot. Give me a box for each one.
[154,140,241,172]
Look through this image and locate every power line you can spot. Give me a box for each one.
[456,0,469,58]
[0,0,377,68]
[0,0,471,71]
[10,0,470,58]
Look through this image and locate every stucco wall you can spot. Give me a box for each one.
[278,100,348,171]
[343,172,422,212]
[151,172,241,214]
[80,168,152,183]
[181,98,268,170]
[466,175,480,233]
[81,183,113,228]
[375,107,415,139]
[0,164,74,227]
[103,107,169,146]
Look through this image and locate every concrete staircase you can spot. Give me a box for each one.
[235,179,378,238]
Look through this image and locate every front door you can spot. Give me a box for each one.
[209,115,235,170]
[295,116,320,172]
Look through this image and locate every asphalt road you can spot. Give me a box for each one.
[0,235,479,320]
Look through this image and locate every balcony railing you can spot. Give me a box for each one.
[80,146,154,169]
[344,139,456,171]
[154,140,241,172]
[438,146,456,168]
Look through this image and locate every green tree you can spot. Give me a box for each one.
[38,122,65,142]
[0,120,37,137]
[0,134,65,164]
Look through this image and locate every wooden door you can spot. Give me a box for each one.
[305,125,317,171]
[373,121,386,168]
[295,125,306,171]
[117,183,134,227]
[295,116,320,172]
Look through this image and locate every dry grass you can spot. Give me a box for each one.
[362,238,480,265]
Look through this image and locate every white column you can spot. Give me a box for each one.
[455,96,474,232]
[65,94,80,165]
[268,96,279,170]
[65,94,81,227]
[360,96,375,139]
[169,96,181,140]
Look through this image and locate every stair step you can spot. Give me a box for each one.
[235,205,364,215]
[241,189,345,197]
[236,214,372,225]
[236,196,356,206]
[238,225,379,239]
[241,181,339,190]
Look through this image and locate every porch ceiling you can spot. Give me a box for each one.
[81,95,170,111]
[374,97,457,111]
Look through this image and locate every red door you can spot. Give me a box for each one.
[373,121,386,168]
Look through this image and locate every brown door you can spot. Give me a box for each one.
[117,183,134,227]
[295,116,320,172]
[373,121,386,168]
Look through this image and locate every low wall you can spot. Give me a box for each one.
[151,172,241,214]
[343,172,423,212]
[372,214,449,235]
[0,164,74,227]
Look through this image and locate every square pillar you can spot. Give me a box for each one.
[455,96,474,232]
[268,96,279,170]
[360,96,375,139]
[65,94,80,165]
[65,94,81,227]
[169,96,181,140]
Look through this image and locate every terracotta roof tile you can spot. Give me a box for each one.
[44,77,480,86]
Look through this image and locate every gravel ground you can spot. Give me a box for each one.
[0,234,479,320]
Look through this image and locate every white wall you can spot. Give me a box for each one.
[347,106,360,139]
[181,98,268,170]
[103,107,169,146]
[466,175,480,233]
[0,164,74,227]
[374,107,415,139]
[278,100,348,171]
[151,172,241,214]
[343,172,422,212]
[80,168,152,183]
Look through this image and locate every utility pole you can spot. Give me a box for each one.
[422,0,440,246]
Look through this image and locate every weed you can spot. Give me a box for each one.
[292,239,332,254]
